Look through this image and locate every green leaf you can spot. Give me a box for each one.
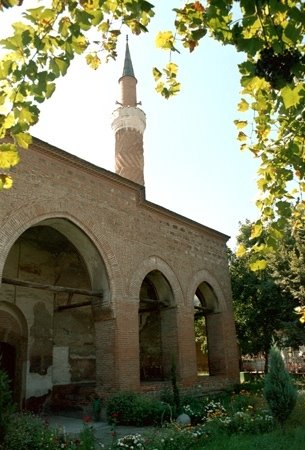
[54,57,69,76]
[86,53,101,70]
[0,174,13,190]
[236,243,246,257]
[234,120,248,129]
[280,84,304,109]
[14,132,32,149]
[282,22,300,45]
[3,113,15,129]
[237,98,249,112]
[251,223,263,239]
[155,31,175,50]
[71,34,88,54]
[46,82,56,99]
[152,67,162,81]
[249,259,267,271]
[238,131,247,142]
[0,143,19,169]
[23,7,45,23]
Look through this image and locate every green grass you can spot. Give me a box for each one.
[204,428,305,450]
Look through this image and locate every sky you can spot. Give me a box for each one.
[1,1,260,248]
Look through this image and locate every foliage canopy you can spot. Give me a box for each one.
[0,0,304,259]
[229,221,305,369]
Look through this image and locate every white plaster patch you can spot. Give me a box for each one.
[52,346,71,385]
[26,363,52,398]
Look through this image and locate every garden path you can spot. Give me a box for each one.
[48,415,151,447]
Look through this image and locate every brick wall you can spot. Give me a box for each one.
[0,138,239,406]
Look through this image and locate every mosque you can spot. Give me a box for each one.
[0,41,239,411]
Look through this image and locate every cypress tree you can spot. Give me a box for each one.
[264,346,297,427]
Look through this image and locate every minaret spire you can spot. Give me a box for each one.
[118,36,138,108]
[122,36,135,78]
[111,38,146,185]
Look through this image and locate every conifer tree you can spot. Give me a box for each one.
[264,346,297,428]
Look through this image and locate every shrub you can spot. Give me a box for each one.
[111,433,146,450]
[2,413,99,450]
[182,400,206,425]
[204,400,227,422]
[264,346,297,427]
[219,408,275,435]
[106,391,170,426]
[77,425,97,450]
[140,425,211,450]
[0,369,14,441]
[3,412,59,450]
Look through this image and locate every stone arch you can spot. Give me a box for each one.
[0,302,28,406]
[188,269,228,376]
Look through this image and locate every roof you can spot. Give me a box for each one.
[122,37,135,78]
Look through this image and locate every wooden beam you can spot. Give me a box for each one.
[55,301,92,312]
[2,276,103,298]
[140,297,169,306]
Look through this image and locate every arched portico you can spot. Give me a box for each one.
[139,269,176,382]
[111,256,183,390]
[0,209,121,409]
[188,269,239,380]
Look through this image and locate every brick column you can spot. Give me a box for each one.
[115,298,140,391]
[206,313,226,375]
[160,308,179,379]
[175,307,197,385]
[94,306,117,392]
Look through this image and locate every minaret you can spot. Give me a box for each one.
[111,37,146,185]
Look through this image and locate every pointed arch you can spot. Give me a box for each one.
[129,256,183,307]
[188,269,229,376]
[187,269,227,313]
[0,202,123,309]
[129,256,183,382]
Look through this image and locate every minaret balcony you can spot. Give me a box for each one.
[112,106,146,135]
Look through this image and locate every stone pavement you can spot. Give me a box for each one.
[48,415,151,447]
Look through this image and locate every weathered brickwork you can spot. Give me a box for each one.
[0,40,239,411]
[0,138,239,410]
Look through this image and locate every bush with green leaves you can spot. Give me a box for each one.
[264,346,297,427]
[3,412,59,450]
[0,369,14,442]
[106,391,170,426]
[218,408,275,435]
[182,400,206,425]
[2,412,100,450]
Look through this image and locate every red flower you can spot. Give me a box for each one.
[83,415,92,423]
